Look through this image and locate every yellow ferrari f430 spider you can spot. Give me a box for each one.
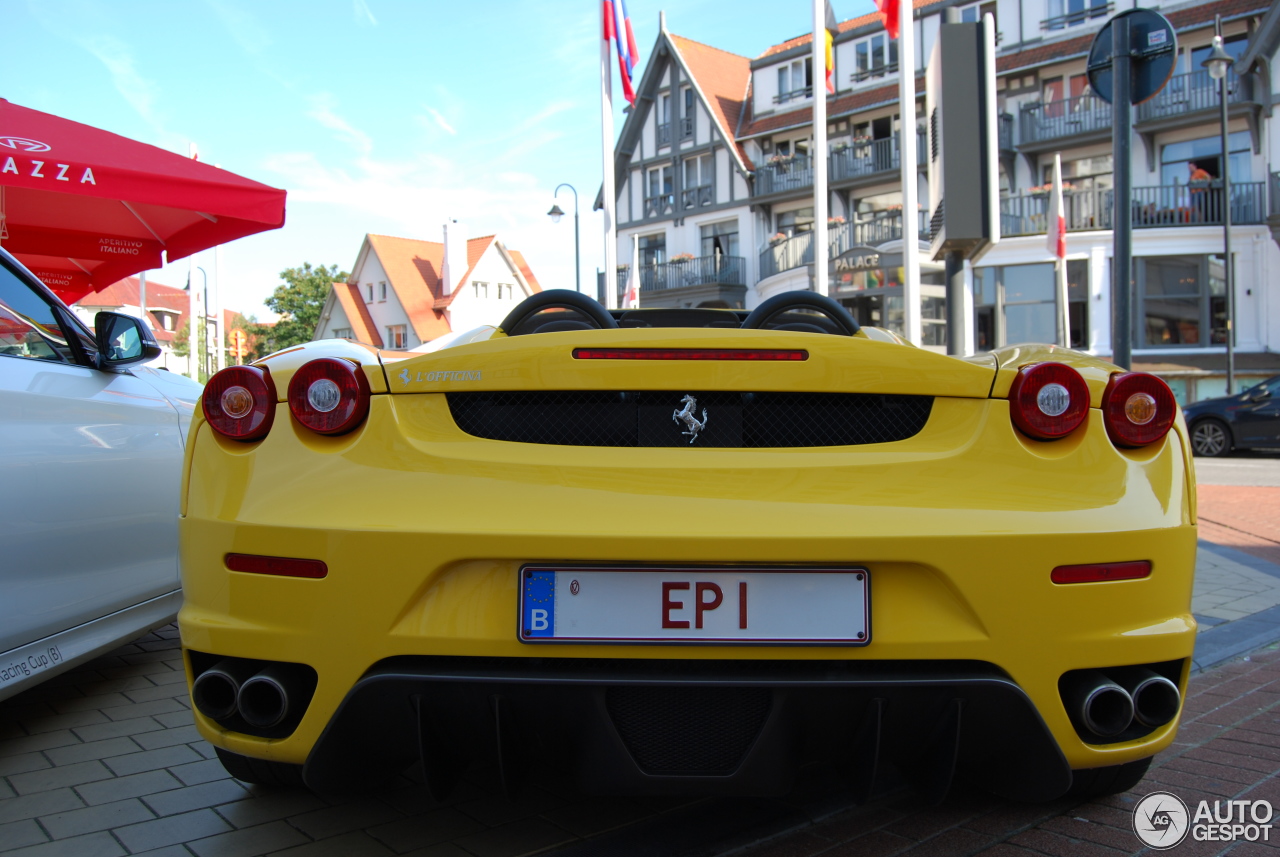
[179,290,1195,801]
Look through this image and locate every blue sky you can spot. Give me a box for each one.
[4,0,876,318]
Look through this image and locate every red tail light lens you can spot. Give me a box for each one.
[1051,561,1151,584]
[203,366,276,441]
[1102,372,1176,447]
[226,554,328,579]
[1008,362,1089,440]
[287,358,371,435]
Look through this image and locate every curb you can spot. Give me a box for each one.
[1193,539,1280,672]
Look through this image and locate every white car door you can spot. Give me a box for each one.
[0,262,183,656]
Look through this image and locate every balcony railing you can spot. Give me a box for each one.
[1136,70,1246,122]
[617,255,747,294]
[759,213,929,280]
[998,113,1014,151]
[643,193,675,219]
[754,154,814,196]
[999,182,1267,235]
[680,116,695,138]
[851,62,898,84]
[830,138,898,182]
[681,184,713,210]
[773,86,812,105]
[1019,94,1111,146]
[1041,1,1112,31]
[1271,172,1280,217]
[657,122,671,147]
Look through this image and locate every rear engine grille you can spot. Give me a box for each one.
[605,686,772,775]
[447,391,933,447]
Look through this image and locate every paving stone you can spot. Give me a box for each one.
[100,699,185,722]
[0,730,81,758]
[44,736,143,766]
[76,769,182,805]
[113,808,233,852]
[131,725,203,750]
[19,710,109,735]
[142,778,250,816]
[267,831,396,857]
[122,683,192,704]
[39,796,156,839]
[8,759,114,795]
[187,820,311,857]
[0,830,126,857]
[541,797,654,838]
[103,744,203,776]
[0,751,52,777]
[213,789,327,829]
[0,818,50,851]
[288,797,403,840]
[191,741,219,760]
[366,806,486,853]
[0,778,15,799]
[72,716,167,743]
[0,787,85,825]
[452,817,574,857]
[147,669,191,687]
[50,692,133,714]
[169,758,231,786]
[154,711,196,729]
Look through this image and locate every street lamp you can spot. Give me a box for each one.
[1202,18,1235,395]
[547,183,581,293]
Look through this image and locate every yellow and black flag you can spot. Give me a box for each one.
[824,1,839,94]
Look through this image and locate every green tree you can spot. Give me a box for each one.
[251,263,347,355]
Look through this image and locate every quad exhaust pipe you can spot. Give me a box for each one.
[1061,667,1182,740]
[191,659,313,730]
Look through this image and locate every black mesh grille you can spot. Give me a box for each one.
[446,391,932,448]
[606,686,771,775]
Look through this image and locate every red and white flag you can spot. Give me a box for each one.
[1047,153,1066,260]
[874,0,900,40]
[624,235,640,308]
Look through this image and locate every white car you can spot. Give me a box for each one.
[0,246,199,701]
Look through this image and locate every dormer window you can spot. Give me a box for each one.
[775,58,813,104]
[851,34,898,84]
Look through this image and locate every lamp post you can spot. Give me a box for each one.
[548,183,581,293]
[195,266,210,380]
[1202,16,1235,395]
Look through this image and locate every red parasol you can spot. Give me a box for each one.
[0,98,286,304]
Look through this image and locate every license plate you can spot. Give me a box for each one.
[518,566,870,645]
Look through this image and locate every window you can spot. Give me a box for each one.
[473,282,488,298]
[1136,255,1228,348]
[777,207,814,238]
[1160,131,1252,187]
[497,283,513,299]
[1045,0,1109,30]
[1042,154,1112,192]
[681,87,695,138]
[682,154,715,209]
[700,220,739,259]
[776,58,813,103]
[638,233,666,267]
[658,93,672,146]
[386,325,408,349]
[0,261,84,363]
[333,328,353,340]
[379,282,387,301]
[645,166,674,217]
[1189,34,1247,71]
[851,34,898,84]
[972,261,1089,351]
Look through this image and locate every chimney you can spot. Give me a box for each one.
[441,219,467,296]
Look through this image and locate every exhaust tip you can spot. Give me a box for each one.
[1082,683,1134,737]
[238,671,290,729]
[1132,675,1181,727]
[192,670,240,721]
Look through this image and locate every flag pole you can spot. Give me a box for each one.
[899,0,921,345]
[601,2,618,310]
[1051,152,1070,347]
[812,0,829,297]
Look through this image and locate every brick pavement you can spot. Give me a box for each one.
[1198,485,1280,568]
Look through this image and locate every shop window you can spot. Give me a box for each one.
[973,260,1088,350]
[1136,255,1228,348]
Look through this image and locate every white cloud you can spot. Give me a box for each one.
[425,107,456,136]
[206,0,272,55]
[353,0,377,26]
[306,94,373,155]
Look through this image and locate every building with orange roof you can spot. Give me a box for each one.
[314,223,542,349]
[608,0,1280,398]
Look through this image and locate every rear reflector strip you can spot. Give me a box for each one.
[1051,561,1151,584]
[573,348,808,361]
[225,554,328,579]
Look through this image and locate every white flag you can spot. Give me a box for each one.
[1046,153,1066,259]
[623,235,640,308]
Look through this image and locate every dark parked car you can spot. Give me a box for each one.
[1183,375,1280,457]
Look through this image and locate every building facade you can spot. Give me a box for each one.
[314,225,543,349]
[611,0,1280,401]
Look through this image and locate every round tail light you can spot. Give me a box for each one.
[287,358,371,435]
[203,366,276,441]
[1102,372,1176,447]
[1008,362,1089,440]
